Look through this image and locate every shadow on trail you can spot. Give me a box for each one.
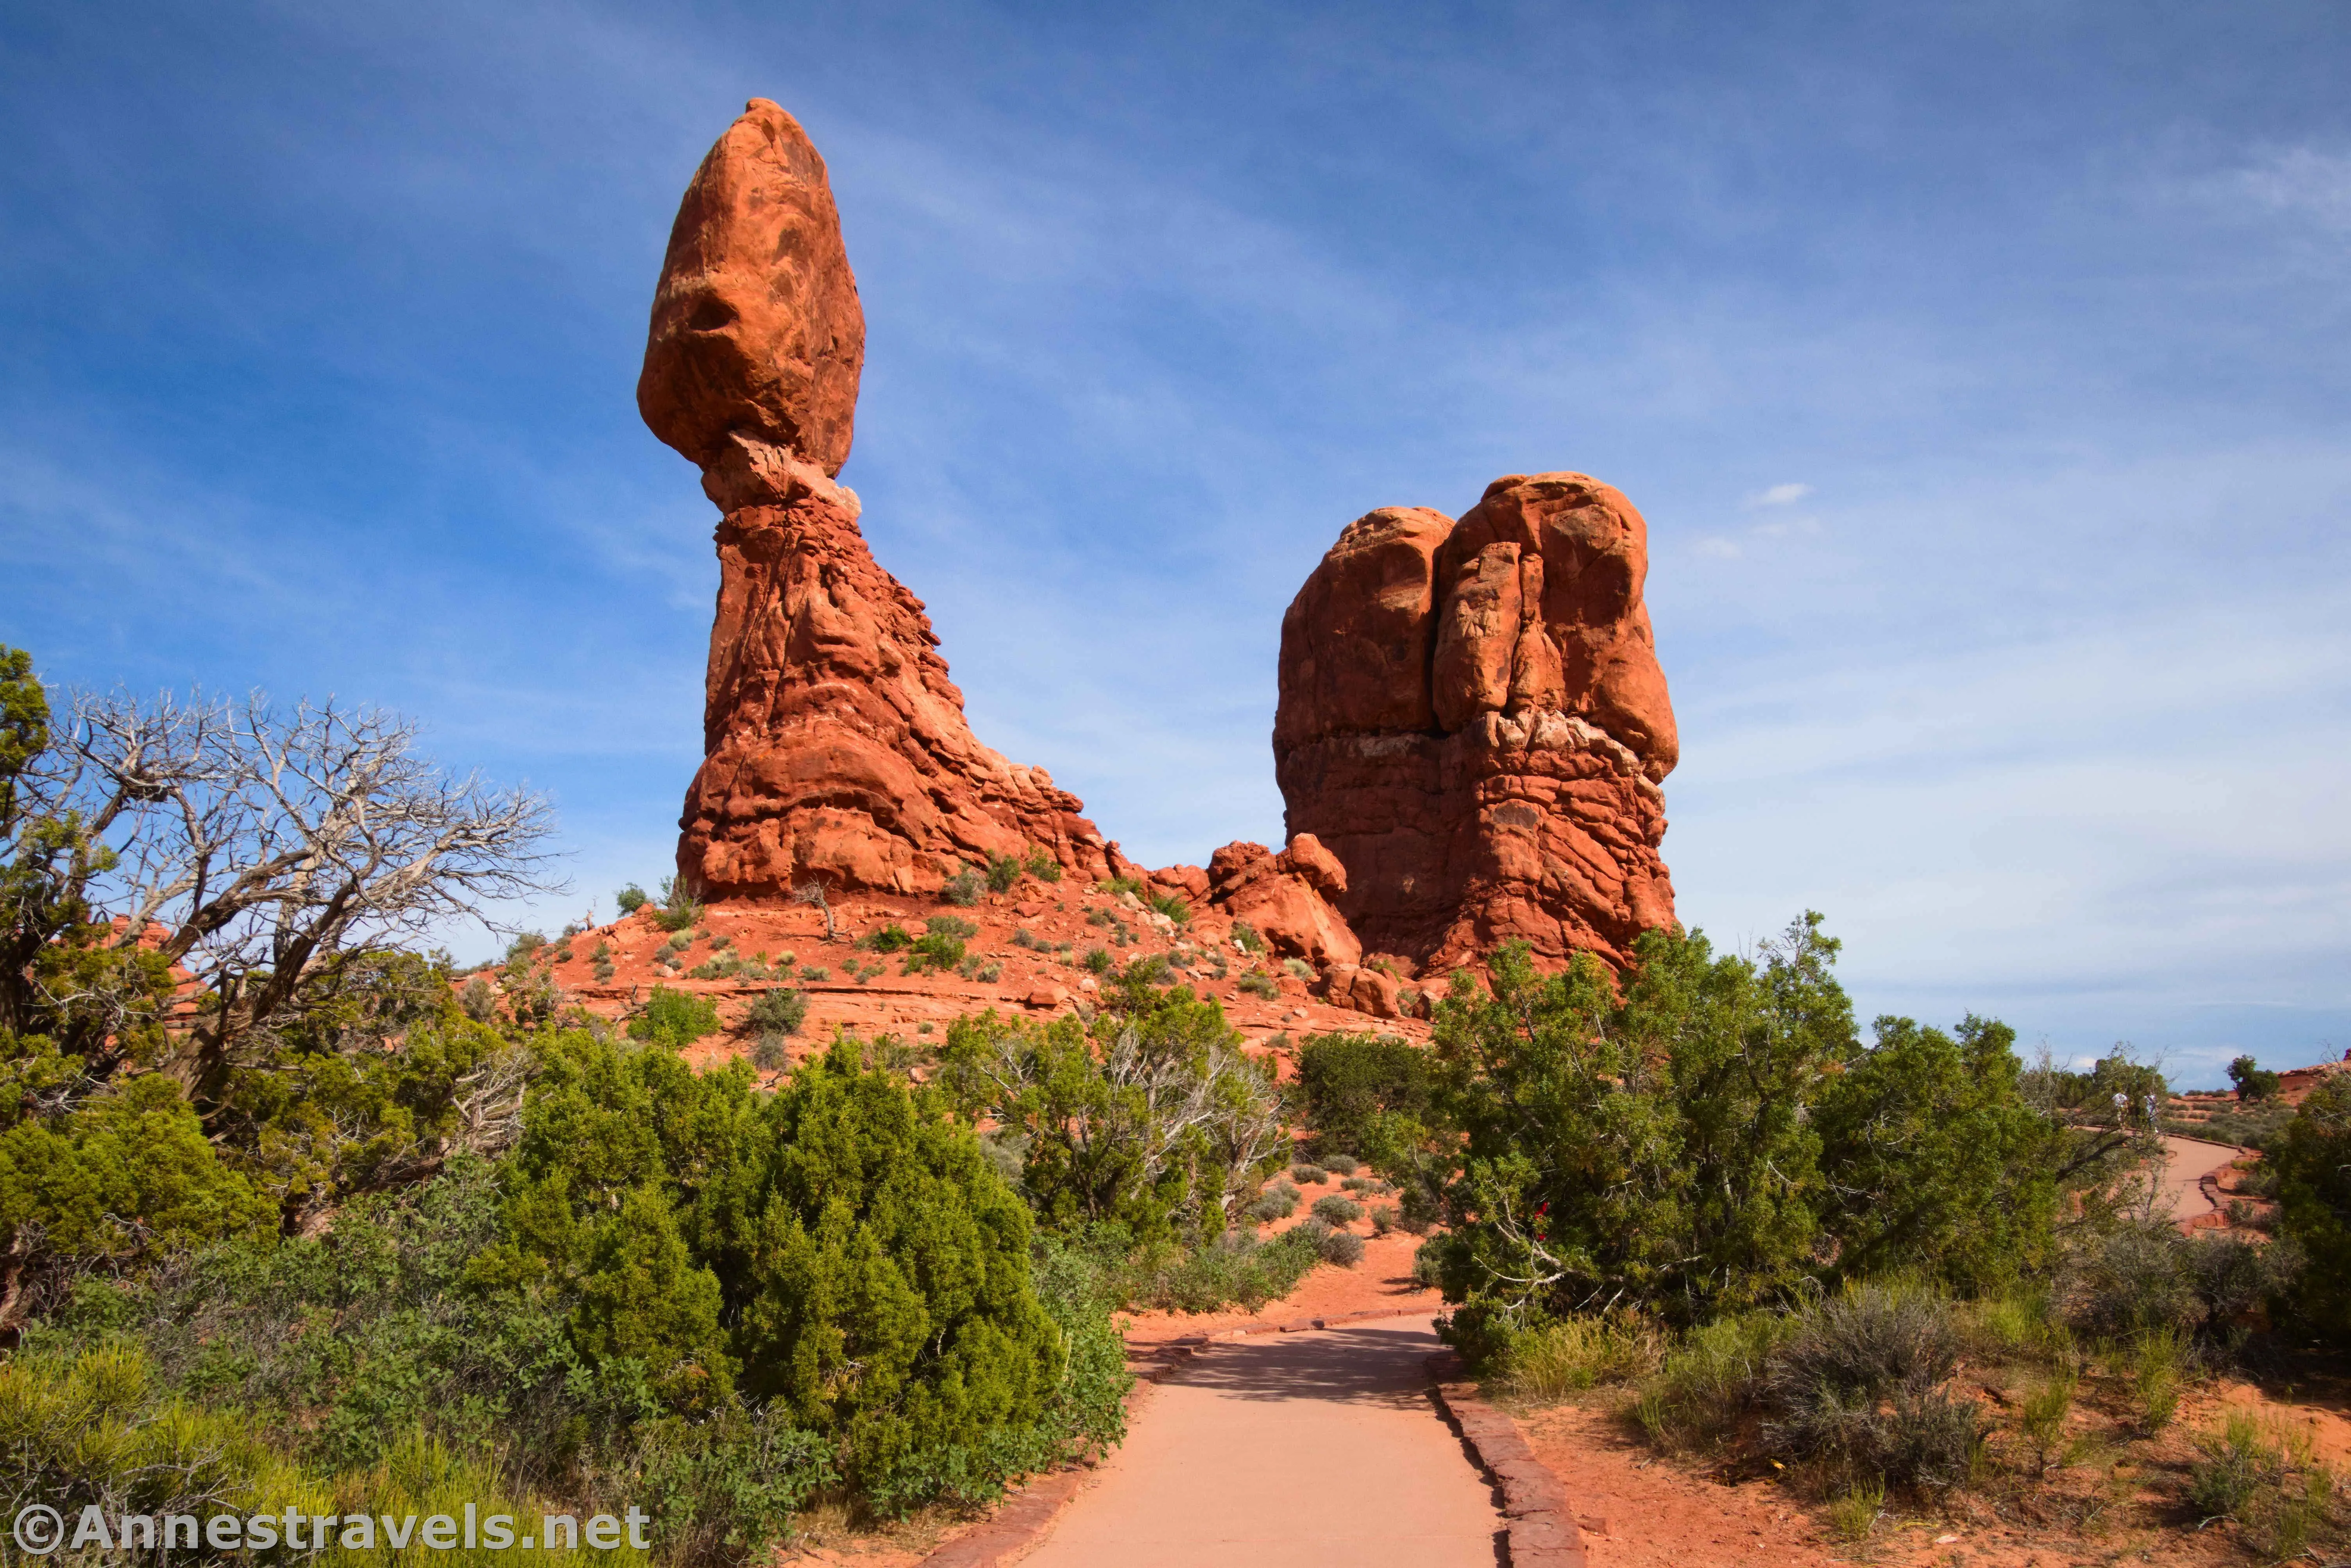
[1171,1320,1444,1407]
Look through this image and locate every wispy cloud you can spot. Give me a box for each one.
[1747,481,1813,507]
[2230,145,2351,231]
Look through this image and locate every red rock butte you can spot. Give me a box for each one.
[1274,474,1680,972]
[642,100,1135,898]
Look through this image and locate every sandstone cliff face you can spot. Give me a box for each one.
[1275,474,1678,972]
[645,101,1126,898]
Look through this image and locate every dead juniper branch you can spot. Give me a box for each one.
[49,688,564,1103]
[792,879,837,942]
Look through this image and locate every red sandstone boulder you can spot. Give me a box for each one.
[1205,838,1362,970]
[1319,963,1403,1020]
[1274,473,1679,974]
[639,100,866,475]
[1148,864,1210,904]
[645,102,1125,900]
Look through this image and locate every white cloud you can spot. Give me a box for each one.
[2232,145,2351,231]
[1667,579,2351,1084]
[1747,481,1814,507]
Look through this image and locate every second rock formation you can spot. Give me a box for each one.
[1274,473,1680,972]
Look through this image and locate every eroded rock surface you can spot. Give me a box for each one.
[1275,474,1679,972]
[644,101,1127,898]
[1204,836,1362,970]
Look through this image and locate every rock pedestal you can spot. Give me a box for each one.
[1274,474,1679,972]
[643,101,1126,897]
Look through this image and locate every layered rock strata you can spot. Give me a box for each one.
[644,100,1127,897]
[1274,474,1679,972]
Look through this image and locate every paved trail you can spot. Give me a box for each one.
[2161,1133,2241,1223]
[1022,1315,1504,1568]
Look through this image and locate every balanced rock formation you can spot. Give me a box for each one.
[644,100,1130,898]
[1274,473,1678,972]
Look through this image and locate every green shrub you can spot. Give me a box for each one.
[1118,954,1173,987]
[862,923,914,953]
[1082,947,1113,974]
[1500,1311,1666,1400]
[628,986,721,1050]
[936,987,1288,1248]
[2272,1076,2351,1339]
[667,931,693,952]
[16,1155,819,1563]
[799,965,829,983]
[906,932,968,974]
[1282,958,1313,979]
[2129,1326,2185,1433]
[943,870,984,906]
[651,876,702,934]
[1311,1194,1362,1226]
[929,915,980,940]
[1812,1014,2060,1292]
[1424,925,1856,1326]
[1632,1310,1791,1453]
[1292,1163,1326,1184]
[1324,1153,1360,1176]
[752,1033,791,1071]
[1012,928,1048,950]
[615,882,649,914]
[1825,1479,1885,1543]
[2188,1412,2282,1520]
[1113,1226,1323,1312]
[1099,876,1143,896]
[745,988,809,1038]
[1231,921,1264,954]
[2016,1372,2076,1476]
[1236,971,1278,999]
[1022,849,1064,884]
[2228,1054,2283,1103]
[508,1035,1075,1505]
[1146,892,1190,924]
[985,854,1026,893]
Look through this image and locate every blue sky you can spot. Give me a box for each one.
[5,2,2347,1086]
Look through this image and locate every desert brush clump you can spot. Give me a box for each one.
[1310,1194,1362,1226]
[1757,1285,1982,1494]
[744,986,809,1038]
